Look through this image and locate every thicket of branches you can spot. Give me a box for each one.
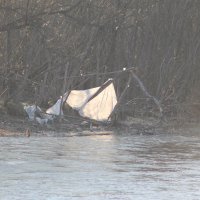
[0,0,200,118]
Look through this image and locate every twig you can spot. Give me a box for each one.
[0,88,8,99]
[59,62,69,119]
[131,71,163,118]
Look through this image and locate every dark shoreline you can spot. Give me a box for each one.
[1,114,199,137]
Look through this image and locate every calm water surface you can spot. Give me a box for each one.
[0,132,200,200]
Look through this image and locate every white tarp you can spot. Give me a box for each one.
[45,79,117,122]
[66,87,99,110]
[24,79,117,124]
[46,98,64,116]
[66,81,117,121]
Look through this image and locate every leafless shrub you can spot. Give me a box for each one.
[0,0,199,118]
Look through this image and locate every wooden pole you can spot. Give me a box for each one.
[59,62,69,119]
[108,73,132,120]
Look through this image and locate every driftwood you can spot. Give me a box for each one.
[64,131,112,137]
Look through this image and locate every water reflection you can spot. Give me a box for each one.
[0,133,200,199]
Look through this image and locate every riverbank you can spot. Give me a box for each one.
[0,113,199,137]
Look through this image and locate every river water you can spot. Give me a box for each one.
[0,132,200,200]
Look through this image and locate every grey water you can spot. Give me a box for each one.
[1,132,200,200]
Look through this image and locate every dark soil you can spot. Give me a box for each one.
[0,114,113,137]
[0,112,199,137]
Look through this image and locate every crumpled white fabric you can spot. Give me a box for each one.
[46,98,64,116]
[66,87,99,110]
[66,82,117,121]
[24,105,42,121]
[24,105,52,124]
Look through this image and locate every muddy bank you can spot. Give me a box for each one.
[0,114,110,137]
[0,113,199,137]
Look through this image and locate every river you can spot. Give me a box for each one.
[0,132,200,200]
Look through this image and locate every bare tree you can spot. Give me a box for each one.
[0,0,199,118]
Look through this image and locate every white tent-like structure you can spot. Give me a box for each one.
[46,79,117,122]
[25,71,163,124]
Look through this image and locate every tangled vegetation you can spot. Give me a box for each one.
[0,0,200,120]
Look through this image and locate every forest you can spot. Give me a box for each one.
[0,0,200,121]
